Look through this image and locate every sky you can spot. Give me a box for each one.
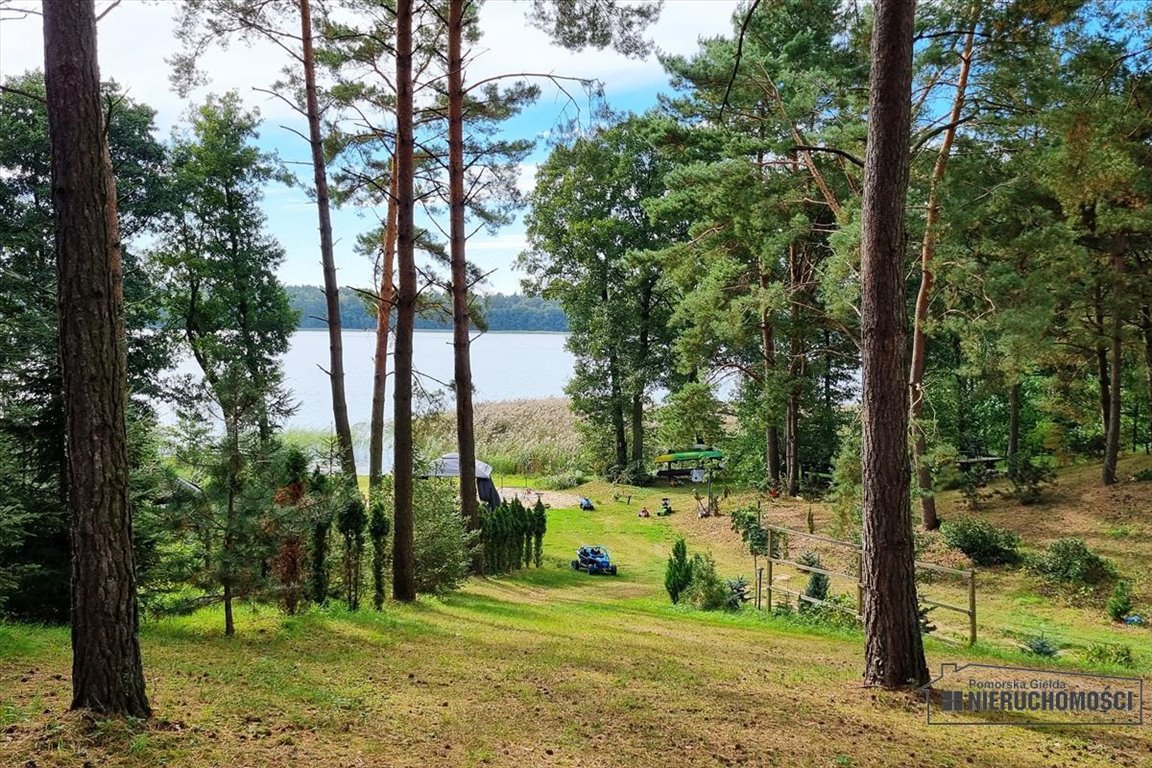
[0,0,741,294]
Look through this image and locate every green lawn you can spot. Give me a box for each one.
[2,464,1151,766]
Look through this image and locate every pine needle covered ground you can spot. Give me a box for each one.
[3,460,1151,767]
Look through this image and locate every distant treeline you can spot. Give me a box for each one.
[285,286,568,332]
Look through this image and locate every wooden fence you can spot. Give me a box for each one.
[754,525,978,646]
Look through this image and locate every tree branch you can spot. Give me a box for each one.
[790,145,863,168]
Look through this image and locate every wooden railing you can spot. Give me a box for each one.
[755,524,977,646]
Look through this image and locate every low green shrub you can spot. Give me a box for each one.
[725,576,751,611]
[800,593,859,629]
[940,517,1021,565]
[1107,581,1133,622]
[798,551,830,610]
[664,538,693,605]
[1021,633,1059,658]
[536,470,589,490]
[411,480,477,595]
[606,460,652,487]
[730,506,774,558]
[918,598,937,635]
[684,553,729,611]
[1084,642,1135,668]
[1132,468,1152,482]
[1027,538,1116,585]
[1003,454,1056,505]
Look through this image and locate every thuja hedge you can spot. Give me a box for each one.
[480,498,547,574]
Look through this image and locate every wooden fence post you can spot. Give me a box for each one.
[968,569,977,646]
[765,528,773,612]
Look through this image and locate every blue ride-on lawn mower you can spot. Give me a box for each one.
[571,545,618,576]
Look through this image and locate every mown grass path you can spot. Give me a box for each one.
[3,478,1151,767]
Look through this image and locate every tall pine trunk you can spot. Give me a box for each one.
[610,364,628,469]
[448,0,480,568]
[1094,284,1111,439]
[391,0,417,602]
[301,0,356,478]
[909,23,975,531]
[1142,304,1152,448]
[785,245,803,496]
[1008,381,1021,472]
[1103,247,1125,485]
[43,0,150,717]
[759,273,781,484]
[369,162,397,496]
[858,0,928,690]
[630,278,653,464]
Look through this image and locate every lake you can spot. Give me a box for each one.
[162,329,574,434]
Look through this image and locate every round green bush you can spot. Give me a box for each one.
[940,518,1021,565]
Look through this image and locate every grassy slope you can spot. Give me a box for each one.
[3,462,1152,767]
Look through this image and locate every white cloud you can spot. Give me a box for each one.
[470,0,738,97]
[515,162,539,195]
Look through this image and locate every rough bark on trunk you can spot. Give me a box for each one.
[447,0,480,569]
[1103,246,1125,485]
[610,364,628,469]
[369,162,398,497]
[759,266,782,484]
[909,23,974,531]
[1143,304,1152,449]
[630,394,644,463]
[858,0,928,690]
[43,0,150,717]
[785,391,800,495]
[630,278,653,464]
[391,0,416,602]
[786,245,803,496]
[1094,284,1111,439]
[1008,381,1021,472]
[301,0,356,478]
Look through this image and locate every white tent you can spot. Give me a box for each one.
[429,452,493,479]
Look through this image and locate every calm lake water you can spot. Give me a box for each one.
[162,329,574,440]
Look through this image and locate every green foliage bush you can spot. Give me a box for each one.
[664,538,694,604]
[1003,453,1055,505]
[537,470,588,490]
[799,594,859,629]
[479,497,545,575]
[654,381,725,451]
[607,460,652,487]
[918,599,937,635]
[1084,642,1135,668]
[337,496,368,611]
[725,576,751,611]
[411,479,477,595]
[798,551,830,609]
[1106,580,1133,622]
[828,417,862,541]
[1027,538,1116,585]
[1132,468,1152,482]
[940,518,1021,565]
[1021,634,1059,658]
[729,506,774,557]
[369,499,391,611]
[684,553,729,611]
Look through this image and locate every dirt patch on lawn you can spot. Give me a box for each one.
[496,483,582,510]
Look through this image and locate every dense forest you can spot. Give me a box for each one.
[285,285,568,331]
